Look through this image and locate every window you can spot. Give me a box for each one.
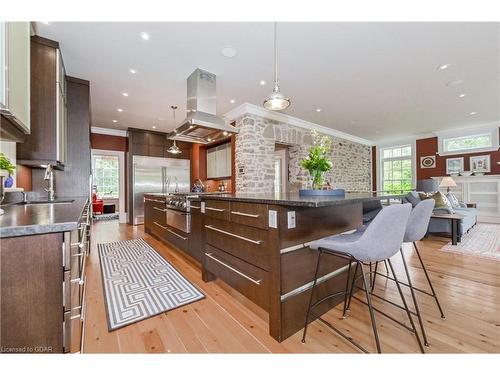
[381,145,413,194]
[443,133,492,153]
[92,154,119,198]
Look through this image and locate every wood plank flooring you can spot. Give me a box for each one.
[83,221,500,353]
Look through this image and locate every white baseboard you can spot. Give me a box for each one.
[478,216,500,224]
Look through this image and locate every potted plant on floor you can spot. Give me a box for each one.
[299,130,344,196]
[0,153,16,215]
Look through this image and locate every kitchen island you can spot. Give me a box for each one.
[195,192,404,342]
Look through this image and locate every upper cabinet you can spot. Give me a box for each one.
[206,142,231,179]
[0,22,31,141]
[17,35,67,169]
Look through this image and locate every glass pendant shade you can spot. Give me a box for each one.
[263,22,291,111]
[263,84,290,111]
[167,140,181,154]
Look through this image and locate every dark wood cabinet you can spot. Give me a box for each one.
[17,36,67,168]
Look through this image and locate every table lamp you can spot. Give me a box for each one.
[439,176,457,193]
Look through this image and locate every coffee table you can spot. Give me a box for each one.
[431,213,464,245]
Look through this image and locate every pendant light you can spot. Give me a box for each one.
[167,105,182,154]
[263,22,290,111]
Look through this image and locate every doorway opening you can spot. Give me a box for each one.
[274,144,289,194]
[91,149,126,223]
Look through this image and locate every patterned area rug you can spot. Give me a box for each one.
[98,238,205,331]
[440,223,500,261]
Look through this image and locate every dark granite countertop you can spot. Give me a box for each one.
[0,197,89,238]
[197,192,405,207]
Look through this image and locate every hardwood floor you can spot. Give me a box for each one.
[83,221,500,353]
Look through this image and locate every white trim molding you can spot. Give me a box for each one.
[91,126,128,137]
[435,123,500,156]
[224,103,373,146]
[91,149,127,224]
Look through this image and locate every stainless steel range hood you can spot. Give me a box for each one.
[169,68,238,144]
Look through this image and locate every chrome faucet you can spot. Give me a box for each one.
[44,164,56,202]
[174,177,179,193]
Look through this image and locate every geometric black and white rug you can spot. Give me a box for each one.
[93,213,119,222]
[98,238,205,331]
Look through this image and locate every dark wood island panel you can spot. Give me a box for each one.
[198,194,367,342]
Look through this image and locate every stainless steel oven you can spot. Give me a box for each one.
[166,208,191,233]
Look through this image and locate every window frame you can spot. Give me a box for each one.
[436,125,499,156]
[442,133,493,154]
[379,143,415,194]
[92,153,120,199]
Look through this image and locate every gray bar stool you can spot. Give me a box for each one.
[301,203,424,353]
[370,199,445,347]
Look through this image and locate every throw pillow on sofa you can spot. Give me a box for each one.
[446,192,461,209]
[430,191,454,211]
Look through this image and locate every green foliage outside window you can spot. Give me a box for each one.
[93,155,119,198]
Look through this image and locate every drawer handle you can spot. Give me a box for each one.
[154,221,167,230]
[231,211,260,218]
[205,252,262,285]
[205,225,262,245]
[145,198,165,203]
[71,278,85,285]
[153,207,167,212]
[190,205,201,209]
[206,207,226,212]
[167,228,188,240]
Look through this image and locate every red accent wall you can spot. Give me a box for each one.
[416,129,500,179]
[371,146,377,190]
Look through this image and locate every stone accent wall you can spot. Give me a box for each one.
[234,114,372,193]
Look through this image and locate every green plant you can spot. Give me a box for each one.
[0,153,15,175]
[300,130,333,189]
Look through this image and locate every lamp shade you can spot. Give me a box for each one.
[439,177,457,188]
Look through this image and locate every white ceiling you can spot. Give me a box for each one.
[35,22,500,142]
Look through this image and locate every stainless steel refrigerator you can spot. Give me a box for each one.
[132,156,190,225]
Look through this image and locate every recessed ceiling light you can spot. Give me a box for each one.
[469,111,477,115]
[260,80,266,86]
[122,92,129,97]
[316,108,322,112]
[221,46,237,58]
[223,131,228,136]
[129,68,137,74]
[207,138,212,142]
[437,64,451,71]
[117,108,123,112]
[230,99,235,104]
[152,126,156,129]
[459,93,466,98]
[140,32,150,41]
[112,120,118,123]
[446,79,463,87]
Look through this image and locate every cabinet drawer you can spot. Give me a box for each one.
[230,202,268,229]
[204,200,230,221]
[151,220,168,240]
[152,205,167,226]
[280,246,350,295]
[204,245,269,310]
[165,226,189,252]
[204,217,270,270]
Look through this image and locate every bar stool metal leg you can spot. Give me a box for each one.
[399,248,430,347]
[359,262,382,353]
[413,242,445,319]
[302,250,323,343]
[387,259,425,353]
[344,261,359,315]
[342,261,352,317]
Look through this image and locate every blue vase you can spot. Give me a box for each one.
[4,175,13,188]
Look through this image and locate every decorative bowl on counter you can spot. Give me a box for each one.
[460,171,473,177]
[474,172,485,176]
[299,188,345,196]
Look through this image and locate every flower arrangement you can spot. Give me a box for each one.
[300,130,332,190]
[0,153,15,175]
